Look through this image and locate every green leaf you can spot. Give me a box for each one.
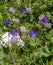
[28,37,42,47]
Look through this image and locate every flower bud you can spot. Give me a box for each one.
[44,23,51,29]
[9,6,16,14]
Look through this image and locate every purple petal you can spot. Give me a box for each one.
[4,20,11,26]
[20,8,27,14]
[41,17,49,23]
[11,30,19,36]
[29,31,38,38]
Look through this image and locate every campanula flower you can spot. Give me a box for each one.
[11,30,19,37]
[38,14,49,23]
[20,8,27,14]
[41,16,49,23]
[29,30,38,38]
[4,20,11,26]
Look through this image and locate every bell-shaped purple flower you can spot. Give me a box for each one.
[41,16,49,23]
[4,20,11,26]
[29,30,38,38]
[20,8,27,14]
[11,30,19,37]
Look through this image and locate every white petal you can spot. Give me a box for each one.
[18,39,24,46]
[2,32,9,38]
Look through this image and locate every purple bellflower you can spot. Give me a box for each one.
[41,16,49,23]
[11,30,19,37]
[4,20,11,26]
[29,30,38,38]
[20,8,27,14]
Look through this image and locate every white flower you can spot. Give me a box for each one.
[18,39,24,46]
[26,7,32,12]
[0,32,12,47]
[2,32,9,43]
[0,32,25,47]
[19,26,27,32]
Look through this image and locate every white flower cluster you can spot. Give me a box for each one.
[0,32,24,48]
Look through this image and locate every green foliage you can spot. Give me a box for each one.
[0,0,53,65]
